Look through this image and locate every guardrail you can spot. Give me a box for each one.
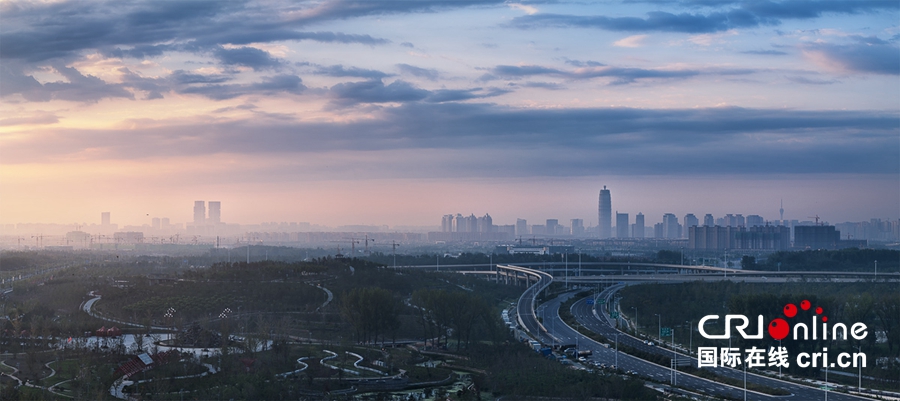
[496,265,553,342]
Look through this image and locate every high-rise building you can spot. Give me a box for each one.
[794,226,841,249]
[747,215,764,227]
[683,214,699,238]
[634,213,645,238]
[616,212,629,238]
[703,214,714,227]
[654,222,664,238]
[101,212,110,226]
[598,186,611,238]
[193,201,206,225]
[456,213,478,233]
[208,201,221,224]
[571,219,584,237]
[152,217,161,229]
[479,214,494,233]
[663,213,680,239]
[161,217,170,228]
[442,215,455,232]
[546,219,559,235]
[516,219,528,236]
[689,225,790,251]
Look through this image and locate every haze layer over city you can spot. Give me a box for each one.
[1,0,898,233]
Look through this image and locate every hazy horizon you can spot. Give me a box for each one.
[2,1,898,228]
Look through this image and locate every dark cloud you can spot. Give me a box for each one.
[741,1,898,20]
[510,1,898,33]
[564,59,606,67]
[425,88,509,102]
[288,31,389,45]
[316,65,392,79]
[6,103,896,178]
[213,46,282,71]
[804,42,900,75]
[330,79,430,105]
[179,74,306,100]
[510,11,754,33]
[169,70,232,85]
[0,1,392,64]
[287,0,505,25]
[400,42,415,48]
[0,64,133,103]
[485,64,720,84]
[396,64,440,80]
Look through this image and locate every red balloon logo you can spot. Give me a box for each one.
[800,300,811,310]
[768,318,790,340]
[783,303,797,318]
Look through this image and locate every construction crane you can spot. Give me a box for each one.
[31,234,44,248]
[807,215,821,225]
[343,235,375,255]
[390,241,401,268]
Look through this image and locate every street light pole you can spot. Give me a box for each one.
[857,344,862,393]
[655,313,661,343]
[744,360,747,401]
[687,320,693,356]
[615,333,618,369]
[631,307,638,333]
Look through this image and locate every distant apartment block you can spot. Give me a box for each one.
[571,219,584,237]
[208,201,221,224]
[746,214,764,227]
[634,213,645,238]
[616,212,629,238]
[516,218,528,236]
[793,225,866,249]
[683,214,699,238]
[193,201,206,225]
[689,225,790,251]
[439,213,494,234]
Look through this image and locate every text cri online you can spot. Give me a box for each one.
[698,314,868,368]
[797,348,866,368]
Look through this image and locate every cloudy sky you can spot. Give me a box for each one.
[1,0,898,228]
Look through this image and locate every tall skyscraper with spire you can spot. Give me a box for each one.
[598,186,611,238]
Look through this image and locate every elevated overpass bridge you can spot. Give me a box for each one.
[456,262,897,284]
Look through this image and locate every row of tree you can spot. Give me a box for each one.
[340,287,402,345]
[411,289,495,352]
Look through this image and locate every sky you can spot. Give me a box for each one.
[1,0,898,229]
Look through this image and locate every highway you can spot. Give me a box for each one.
[542,285,870,401]
[506,264,555,345]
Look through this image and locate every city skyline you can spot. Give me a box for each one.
[5,188,896,233]
[1,1,898,228]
